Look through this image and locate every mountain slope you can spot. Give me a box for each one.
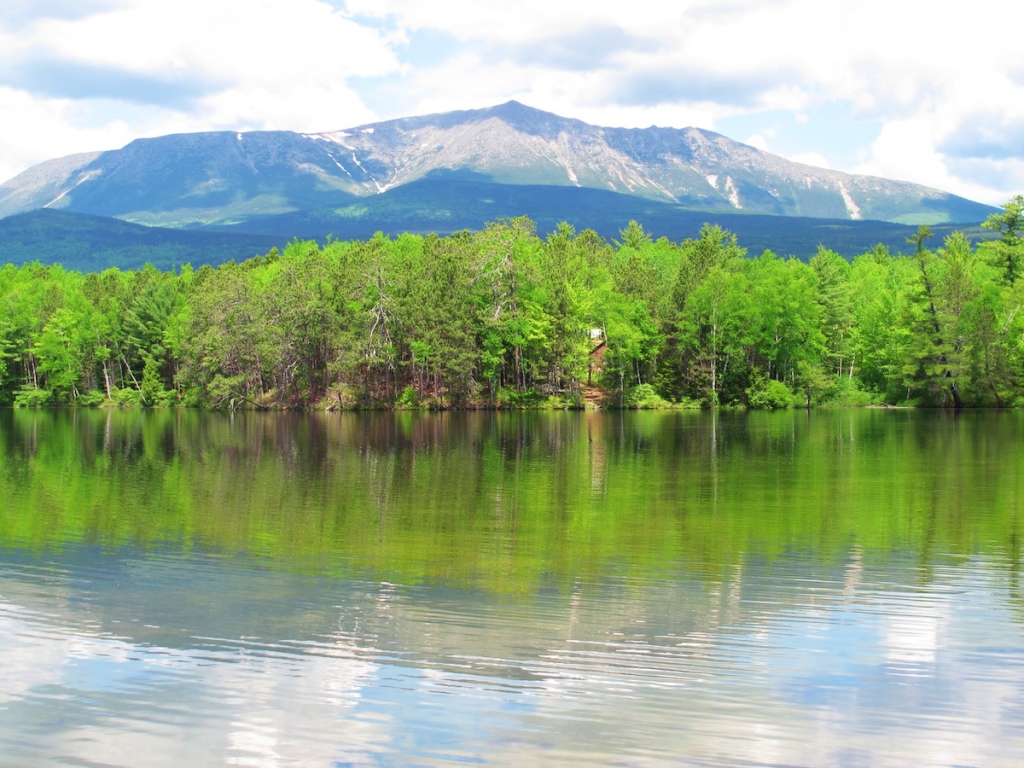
[0,132,364,228]
[0,102,995,228]
[319,101,991,223]
[212,174,992,260]
[0,209,282,271]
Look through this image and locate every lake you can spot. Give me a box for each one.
[2,409,1023,766]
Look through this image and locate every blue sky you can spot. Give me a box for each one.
[0,0,1021,205]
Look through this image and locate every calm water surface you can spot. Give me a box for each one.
[1,409,1023,766]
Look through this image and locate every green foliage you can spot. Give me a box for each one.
[816,376,879,407]
[14,386,51,408]
[1,201,1023,410]
[980,195,1024,285]
[112,387,143,407]
[745,375,795,409]
[983,194,1024,246]
[76,389,108,407]
[624,383,671,409]
[617,219,652,249]
[396,385,420,410]
[494,387,547,409]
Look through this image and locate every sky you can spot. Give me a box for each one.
[0,0,1021,206]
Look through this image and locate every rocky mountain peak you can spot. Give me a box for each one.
[0,102,995,227]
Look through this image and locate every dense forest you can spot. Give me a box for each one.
[2,196,1023,410]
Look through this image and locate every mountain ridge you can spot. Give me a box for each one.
[0,208,282,271]
[0,183,993,274]
[0,100,996,228]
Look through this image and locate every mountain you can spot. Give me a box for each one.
[0,182,989,272]
[0,209,282,272]
[217,174,990,260]
[0,102,996,230]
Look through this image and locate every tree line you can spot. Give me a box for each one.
[2,196,1023,410]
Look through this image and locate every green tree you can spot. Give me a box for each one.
[981,194,1024,284]
[677,265,751,405]
[810,246,854,379]
[538,222,592,401]
[907,224,933,256]
[472,217,539,397]
[900,235,966,408]
[847,254,911,398]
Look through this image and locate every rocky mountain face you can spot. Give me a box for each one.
[0,101,994,228]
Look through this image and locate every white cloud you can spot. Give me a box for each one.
[0,87,137,183]
[0,0,1022,204]
[855,118,1019,204]
[33,0,398,81]
[789,152,831,170]
[343,0,1024,204]
[0,0,400,181]
[745,134,770,152]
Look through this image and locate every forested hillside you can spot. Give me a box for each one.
[0,209,282,272]
[2,197,1022,410]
